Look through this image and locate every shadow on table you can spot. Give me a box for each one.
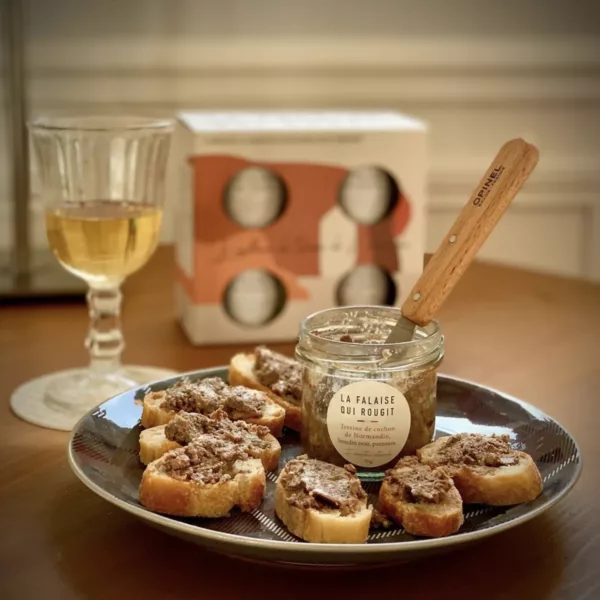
[43,480,568,600]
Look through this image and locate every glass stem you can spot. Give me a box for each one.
[86,284,125,375]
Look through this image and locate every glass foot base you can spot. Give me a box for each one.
[10,365,178,431]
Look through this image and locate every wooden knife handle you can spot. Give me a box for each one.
[402,138,539,326]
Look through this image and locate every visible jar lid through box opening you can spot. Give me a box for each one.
[296,306,444,479]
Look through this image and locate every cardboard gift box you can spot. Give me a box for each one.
[171,111,428,345]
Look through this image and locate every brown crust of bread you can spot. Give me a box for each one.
[417,437,543,506]
[274,475,372,543]
[140,385,285,438]
[229,353,302,431]
[141,392,173,428]
[139,426,181,465]
[139,458,266,517]
[139,424,281,471]
[378,479,464,538]
[450,453,543,505]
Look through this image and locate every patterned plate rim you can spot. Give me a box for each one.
[67,369,583,556]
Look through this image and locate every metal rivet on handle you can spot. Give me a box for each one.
[449,235,457,243]
[413,292,421,301]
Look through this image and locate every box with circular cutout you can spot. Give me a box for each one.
[172,111,428,345]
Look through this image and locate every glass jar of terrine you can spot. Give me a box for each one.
[296,306,444,479]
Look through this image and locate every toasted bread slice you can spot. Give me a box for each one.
[140,381,285,437]
[139,449,265,517]
[139,413,281,471]
[378,457,463,538]
[229,351,302,431]
[274,455,372,543]
[140,392,172,428]
[417,434,543,506]
[139,426,181,465]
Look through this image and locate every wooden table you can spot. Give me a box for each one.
[1,248,599,600]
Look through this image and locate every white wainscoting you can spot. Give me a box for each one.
[1,4,599,280]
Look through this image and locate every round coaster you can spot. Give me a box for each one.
[10,366,178,432]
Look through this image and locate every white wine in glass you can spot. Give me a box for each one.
[45,200,162,282]
[13,116,174,430]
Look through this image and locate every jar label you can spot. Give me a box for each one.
[326,380,411,468]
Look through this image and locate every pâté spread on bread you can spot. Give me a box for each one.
[418,433,543,505]
[275,455,372,543]
[420,433,518,469]
[162,378,265,420]
[384,456,454,504]
[141,376,286,436]
[278,454,367,516]
[138,408,282,469]
[158,437,250,484]
[254,346,302,407]
[228,347,303,431]
[164,410,269,445]
[138,400,277,517]
[378,455,464,537]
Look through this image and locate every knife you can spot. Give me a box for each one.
[386,138,539,344]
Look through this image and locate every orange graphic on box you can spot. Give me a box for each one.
[178,156,411,304]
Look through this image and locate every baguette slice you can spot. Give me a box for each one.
[275,455,372,543]
[139,426,181,465]
[139,412,281,470]
[141,380,285,437]
[139,451,265,517]
[417,434,543,506]
[229,351,302,431]
[378,457,464,538]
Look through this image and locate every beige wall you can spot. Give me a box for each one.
[2,0,599,280]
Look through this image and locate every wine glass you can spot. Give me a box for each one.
[10,116,175,431]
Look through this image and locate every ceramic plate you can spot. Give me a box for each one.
[68,367,581,565]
